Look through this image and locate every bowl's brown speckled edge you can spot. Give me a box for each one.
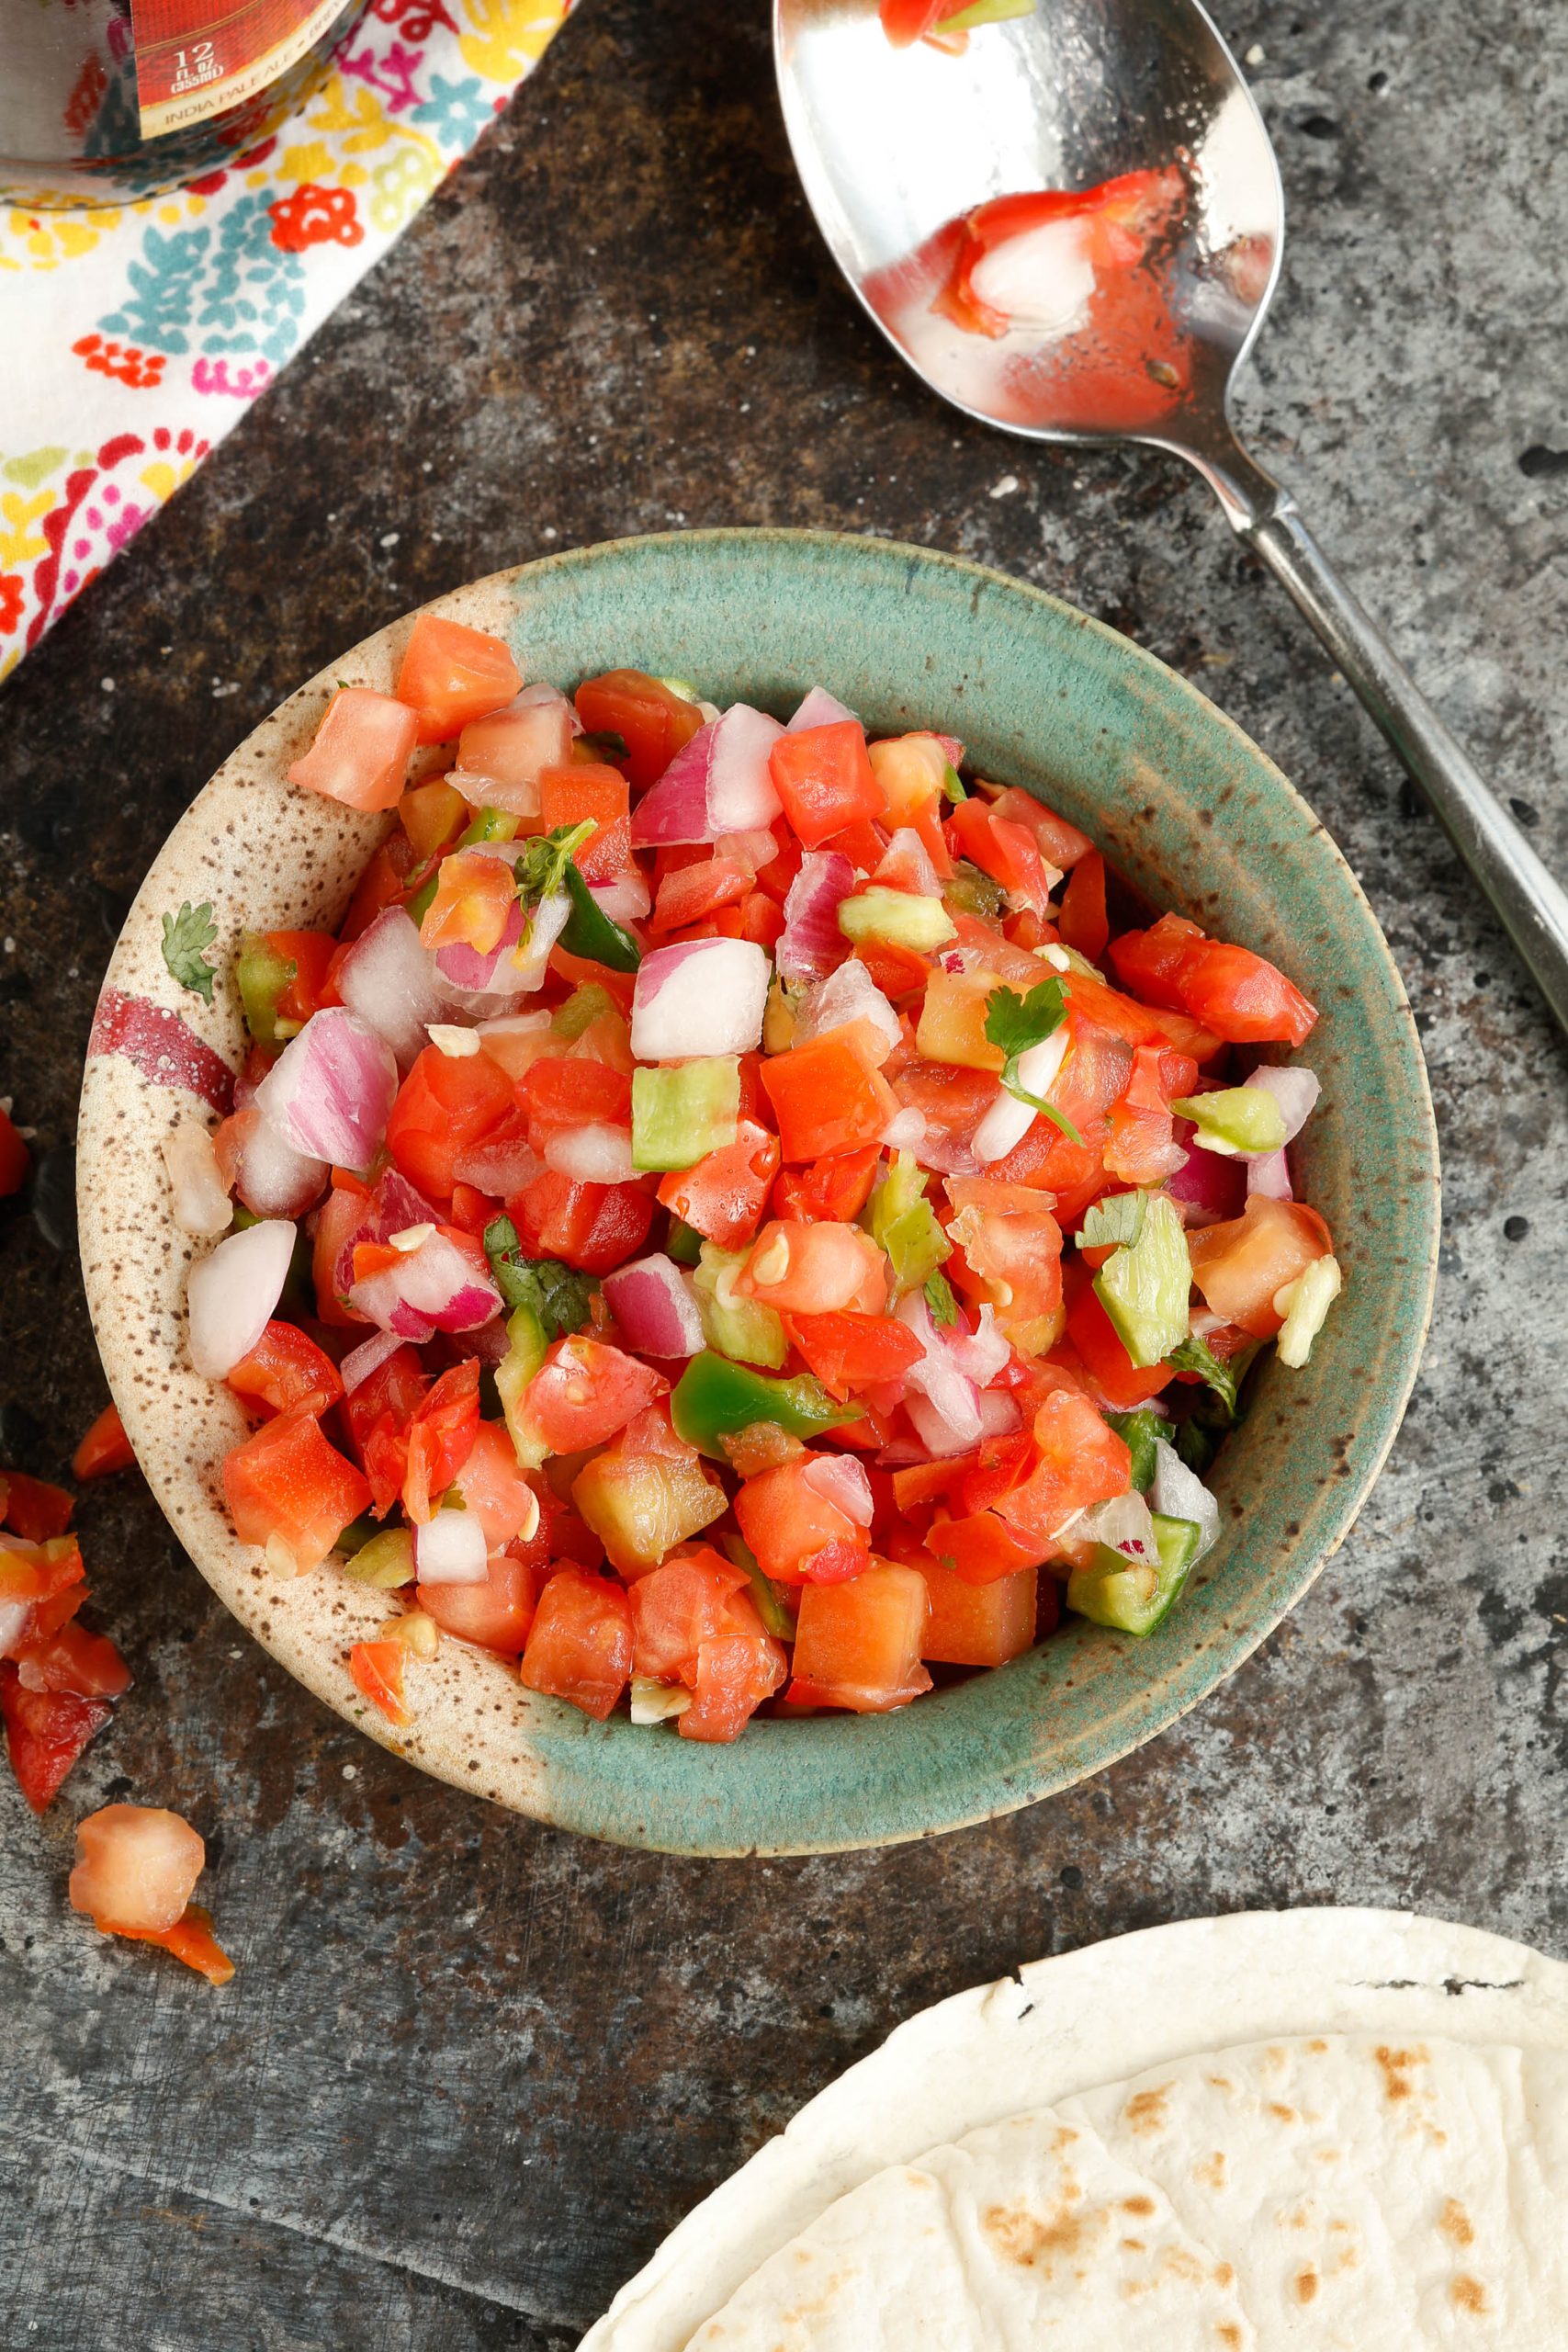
[77,530,1439,1854]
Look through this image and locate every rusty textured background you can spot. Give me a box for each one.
[3,1,1567,2345]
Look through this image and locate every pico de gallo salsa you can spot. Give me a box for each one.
[174,616,1341,1745]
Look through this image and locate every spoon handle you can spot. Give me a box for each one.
[1243,495,1568,1035]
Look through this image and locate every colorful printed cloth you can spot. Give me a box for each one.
[0,0,570,680]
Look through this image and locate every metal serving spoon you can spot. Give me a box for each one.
[774,0,1568,1032]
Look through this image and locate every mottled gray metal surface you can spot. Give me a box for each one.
[2,0,1565,2345]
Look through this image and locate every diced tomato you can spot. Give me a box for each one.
[71,1402,133,1484]
[445,1421,540,1548]
[1187,1195,1334,1337]
[944,1178,1065,1350]
[629,1552,749,1679]
[657,1119,780,1250]
[890,1455,976,1513]
[649,855,752,934]
[761,1020,898,1162]
[574,670,705,790]
[879,0,944,45]
[1110,913,1317,1048]
[419,849,519,957]
[680,1628,788,1742]
[0,1533,84,1615]
[734,1458,872,1586]
[418,1551,542,1655]
[226,1320,344,1419]
[522,1057,633,1152]
[349,1639,412,1727]
[1103,1041,1187,1186]
[401,1360,481,1523]
[1058,849,1109,962]
[1,1663,112,1812]
[523,1336,667,1455]
[927,1510,1045,1587]
[955,1426,1037,1515]
[387,1043,518,1202]
[0,1104,29,1198]
[105,1904,235,1986]
[520,1569,634,1720]
[772,1144,880,1227]
[223,1407,373,1573]
[945,797,1055,914]
[448,1181,502,1237]
[787,1562,931,1712]
[918,1547,1039,1663]
[1061,1264,1175,1408]
[768,722,884,849]
[17,1618,131,1699]
[265,930,339,1028]
[537,763,632,883]
[993,1391,1132,1549]
[394,612,521,744]
[885,1048,998,1136]
[784,1310,922,1400]
[739,1219,887,1317]
[571,1412,727,1575]
[0,1472,73,1542]
[509,1169,655,1273]
[69,1804,205,1930]
[288,686,417,812]
[341,1342,430,1514]
[311,1182,372,1327]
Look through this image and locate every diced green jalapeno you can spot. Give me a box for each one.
[670,1351,859,1459]
[235,932,297,1048]
[1066,1511,1201,1636]
[631,1059,740,1173]
[558,858,641,972]
[1105,1408,1170,1494]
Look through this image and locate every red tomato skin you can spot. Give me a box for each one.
[401,1360,482,1524]
[880,0,944,44]
[679,1632,788,1742]
[574,670,705,790]
[1058,850,1110,962]
[349,1639,412,1727]
[419,1554,541,1655]
[1109,914,1316,1048]
[519,1570,634,1721]
[387,1046,518,1203]
[993,1392,1132,1548]
[657,1120,780,1250]
[222,1408,373,1572]
[17,1618,132,1700]
[0,1661,112,1813]
[537,764,631,883]
[394,613,521,744]
[772,1146,880,1226]
[288,688,417,813]
[0,1105,29,1197]
[522,1057,633,1150]
[917,1549,1039,1664]
[783,1311,923,1400]
[788,1561,932,1713]
[760,1022,899,1162]
[734,1461,870,1587]
[73,1403,135,1482]
[523,1337,667,1455]
[629,1554,748,1680]
[1187,1195,1334,1337]
[341,1344,430,1515]
[509,1170,655,1274]
[767,723,884,849]
[927,1510,1045,1587]
[0,1473,73,1542]
[226,1321,344,1419]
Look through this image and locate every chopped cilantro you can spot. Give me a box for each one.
[482,1216,596,1340]
[1168,1332,1237,1419]
[161,900,219,1004]
[515,820,596,910]
[1079,1191,1146,1251]
[982,978,1082,1144]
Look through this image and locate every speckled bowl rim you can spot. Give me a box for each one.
[76,528,1439,1855]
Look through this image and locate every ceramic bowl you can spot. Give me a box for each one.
[76,529,1438,1854]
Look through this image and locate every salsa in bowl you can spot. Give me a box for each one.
[77,531,1438,1851]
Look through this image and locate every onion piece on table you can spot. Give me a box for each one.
[187,1218,296,1379]
[255,1008,399,1171]
[603,1254,706,1359]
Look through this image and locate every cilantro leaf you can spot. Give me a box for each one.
[982,978,1082,1144]
[1079,1190,1146,1251]
[1168,1332,1237,1418]
[161,901,219,1004]
[924,1268,960,1327]
[483,1216,597,1340]
[516,820,596,910]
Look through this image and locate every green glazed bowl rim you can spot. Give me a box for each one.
[76,528,1439,1853]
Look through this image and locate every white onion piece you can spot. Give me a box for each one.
[797,960,902,1052]
[339,1325,407,1396]
[976,1389,1022,1438]
[788,685,857,730]
[1151,1438,1220,1562]
[456,684,574,813]
[777,851,855,983]
[1247,1063,1320,1143]
[349,1227,500,1339]
[897,1291,983,1448]
[545,1124,637,1183]
[631,937,771,1059]
[1076,1487,1159,1565]
[971,1027,1071,1165]
[603,1254,705,1359]
[233,1108,329,1220]
[591,871,651,924]
[337,907,450,1068]
[413,1512,490,1585]
[511,888,571,992]
[187,1219,295,1378]
[631,703,784,843]
[1247,1148,1293,1202]
[906,1391,982,1459]
[943,1303,1010,1388]
[255,1009,398,1171]
[162,1117,232,1238]
[880,1107,928,1152]
[800,1453,874,1527]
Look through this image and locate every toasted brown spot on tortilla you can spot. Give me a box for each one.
[1262,2045,1287,2072]
[1218,2328,1243,2349]
[1207,2075,1235,2094]
[1124,2086,1172,2134]
[1195,2151,1227,2189]
[1122,2237,1146,2253]
[1374,2044,1427,2102]
[1309,2038,1327,2052]
[1295,2268,1319,2304]
[1451,2275,1487,2314]
[1214,2262,1235,2289]
[1440,2198,1476,2247]
[983,2191,1106,2273]
[1122,2195,1156,2217]
[1269,2103,1299,2124]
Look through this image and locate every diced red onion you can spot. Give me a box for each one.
[797,959,901,1051]
[590,871,650,924]
[413,1511,490,1584]
[466,1315,513,1369]
[347,1224,499,1340]
[331,1169,441,1299]
[545,1124,637,1183]
[800,1453,874,1527]
[1166,1122,1247,1222]
[934,732,964,766]
[339,1326,407,1396]
[777,851,855,983]
[913,1128,980,1181]
[230,1106,329,1220]
[434,899,525,994]
[337,907,450,1068]
[452,1132,543,1196]
[162,1116,232,1238]
[255,1008,398,1172]
[631,938,771,1059]
[1247,1063,1320,1143]
[874,828,942,898]
[631,703,784,844]
[943,1304,1010,1388]
[789,685,857,730]
[603,1253,705,1359]
[1247,1148,1293,1202]
[897,1291,984,1448]
[1151,1438,1220,1561]
[187,1218,296,1378]
[976,1390,1021,1438]
[972,1028,1071,1164]
[455,684,574,814]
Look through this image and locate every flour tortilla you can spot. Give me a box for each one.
[583,1911,1568,2352]
[690,2038,1568,2349]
